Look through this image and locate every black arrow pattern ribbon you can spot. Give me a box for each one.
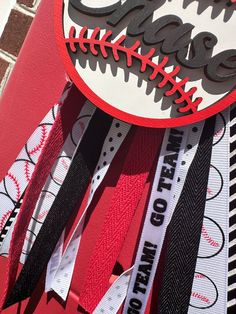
[157,116,216,314]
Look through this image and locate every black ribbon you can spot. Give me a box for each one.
[157,116,216,314]
[4,109,113,308]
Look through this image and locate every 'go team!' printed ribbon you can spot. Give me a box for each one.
[93,122,204,313]
[122,127,187,313]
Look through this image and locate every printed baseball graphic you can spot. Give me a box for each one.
[206,164,223,201]
[26,124,49,163]
[50,156,71,185]
[55,0,236,127]
[213,112,226,146]
[190,273,218,309]
[198,216,224,258]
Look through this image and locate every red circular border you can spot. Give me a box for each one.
[54,0,236,128]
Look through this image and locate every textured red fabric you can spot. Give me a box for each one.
[0,86,86,312]
[79,127,164,313]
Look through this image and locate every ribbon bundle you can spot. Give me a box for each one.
[0,0,235,313]
[0,82,234,314]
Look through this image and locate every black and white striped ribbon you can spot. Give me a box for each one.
[229,104,236,312]
[0,196,24,249]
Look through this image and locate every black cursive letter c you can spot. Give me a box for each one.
[69,0,121,16]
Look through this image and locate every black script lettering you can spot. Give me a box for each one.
[143,15,194,56]
[69,0,121,16]
[206,49,236,82]
[143,15,183,44]
[108,0,147,28]
[161,23,194,55]
[177,32,218,68]
[69,1,236,83]
[126,2,156,37]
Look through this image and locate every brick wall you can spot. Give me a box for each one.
[0,0,41,95]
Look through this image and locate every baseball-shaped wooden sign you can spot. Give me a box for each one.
[55,0,236,127]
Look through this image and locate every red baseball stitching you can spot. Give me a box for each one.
[0,210,11,232]
[24,161,31,183]
[201,225,220,248]
[7,173,21,201]
[191,292,211,305]
[37,210,49,221]
[65,26,203,114]
[28,125,47,156]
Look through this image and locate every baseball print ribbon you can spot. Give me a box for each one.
[3,108,113,309]
[0,84,87,312]
[0,101,95,263]
[187,110,229,314]
[0,104,59,248]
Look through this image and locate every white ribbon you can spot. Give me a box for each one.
[123,127,187,313]
[96,122,204,313]
[0,104,59,250]
[46,119,131,300]
[188,110,229,314]
[0,101,96,262]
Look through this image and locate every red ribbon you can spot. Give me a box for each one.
[0,85,86,312]
[79,126,164,313]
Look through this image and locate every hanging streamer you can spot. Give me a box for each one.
[123,127,187,313]
[92,121,206,313]
[94,268,132,314]
[3,109,113,309]
[0,101,95,263]
[188,111,230,314]
[0,84,87,312]
[46,119,131,300]
[157,116,216,314]
[79,127,164,313]
[229,103,236,311]
[0,105,59,248]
